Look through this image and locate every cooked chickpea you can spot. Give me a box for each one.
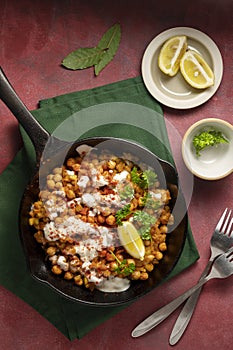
[51,265,62,275]
[55,182,63,189]
[116,253,124,262]
[144,254,154,263]
[64,271,74,280]
[102,270,111,278]
[53,167,62,175]
[131,271,141,280]
[102,208,111,217]
[109,261,118,271]
[62,245,76,255]
[99,250,107,258]
[106,252,115,262]
[66,189,75,199]
[160,225,168,234]
[53,174,62,182]
[140,272,149,280]
[47,180,55,189]
[126,259,135,265]
[34,231,46,244]
[54,217,63,225]
[46,246,57,256]
[154,251,163,260]
[135,260,143,267]
[84,277,90,288]
[29,218,35,226]
[159,242,167,251]
[168,214,174,225]
[87,216,95,223]
[105,215,116,226]
[145,263,154,272]
[131,198,138,209]
[97,215,105,224]
[116,162,124,172]
[74,275,83,286]
[108,160,116,169]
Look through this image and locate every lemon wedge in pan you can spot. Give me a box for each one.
[180,50,214,89]
[158,35,187,76]
[117,222,145,260]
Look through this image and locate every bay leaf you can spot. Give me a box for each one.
[94,23,121,76]
[62,47,104,70]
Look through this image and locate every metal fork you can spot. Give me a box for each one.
[169,208,233,345]
[131,246,233,338]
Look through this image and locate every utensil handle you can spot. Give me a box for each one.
[0,67,50,158]
[131,277,208,338]
[169,260,212,345]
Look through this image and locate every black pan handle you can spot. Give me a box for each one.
[0,67,50,158]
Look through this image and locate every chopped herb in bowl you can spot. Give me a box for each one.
[192,129,229,157]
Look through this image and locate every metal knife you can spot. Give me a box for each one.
[131,277,209,338]
[169,261,212,345]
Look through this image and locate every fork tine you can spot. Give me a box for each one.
[221,209,232,232]
[225,246,233,259]
[216,208,228,231]
[224,247,233,258]
[226,218,233,236]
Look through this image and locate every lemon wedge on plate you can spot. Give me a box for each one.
[158,36,187,76]
[117,222,145,260]
[180,50,214,89]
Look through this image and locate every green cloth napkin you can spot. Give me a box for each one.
[0,76,199,340]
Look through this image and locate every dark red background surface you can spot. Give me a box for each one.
[0,0,232,349]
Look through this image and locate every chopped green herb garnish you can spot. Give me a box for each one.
[133,211,156,240]
[131,167,158,189]
[193,129,229,157]
[109,251,136,276]
[141,192,161,210]
[114,259,136,276]
[119,184,134,200]
[141,169,158,187]
[115,204,131,225]
[131,167,142,186]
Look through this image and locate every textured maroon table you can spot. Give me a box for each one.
[0,1,232,349]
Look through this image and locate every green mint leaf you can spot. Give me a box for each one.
[94,23,121,76]
[62,47,104,70]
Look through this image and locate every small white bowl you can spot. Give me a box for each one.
[182,118,233,180]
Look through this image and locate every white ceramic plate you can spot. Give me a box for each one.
[141,27,223,109]
[182,118,233,180]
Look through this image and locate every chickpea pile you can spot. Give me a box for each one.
[29,148,174,291]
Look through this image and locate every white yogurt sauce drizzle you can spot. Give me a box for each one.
[96,276,130,292]
[42,146,139,292]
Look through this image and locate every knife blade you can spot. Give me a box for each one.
[169,288,201,345]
